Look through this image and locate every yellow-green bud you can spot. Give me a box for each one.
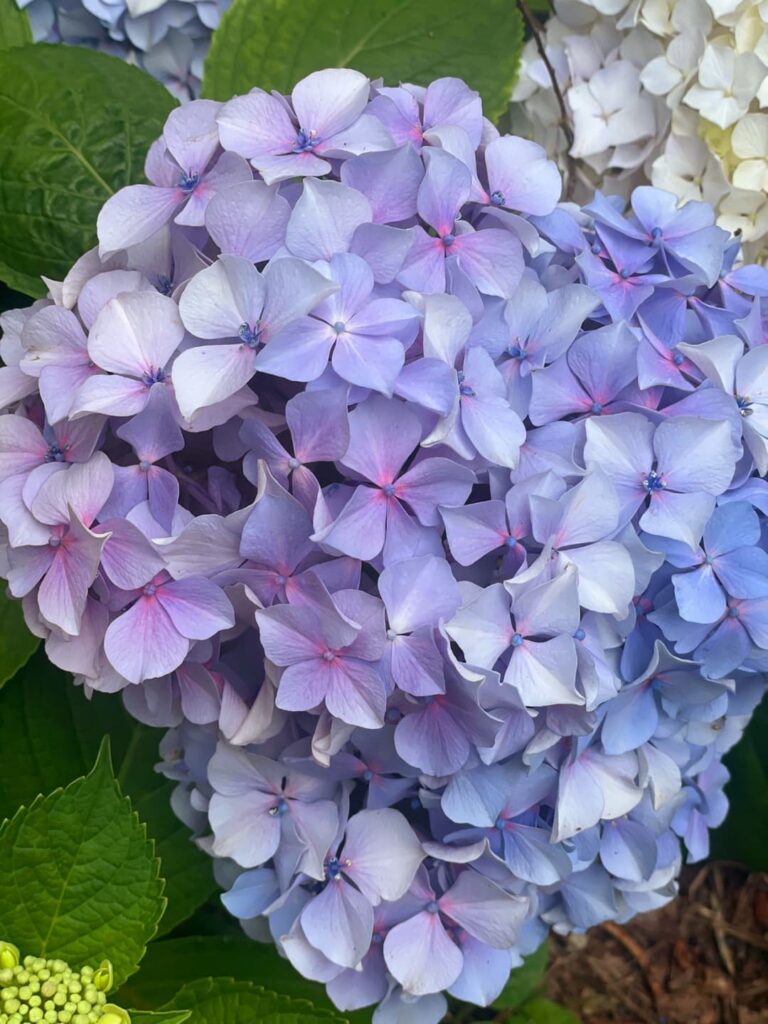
[99,1006,130,1024]
[0,944,20,971]
[91,965,112,996]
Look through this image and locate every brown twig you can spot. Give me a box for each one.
[600,920,664,1011]
[693,905,768,951]
[514,0,578,200]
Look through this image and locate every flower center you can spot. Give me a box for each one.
[442,233,455,248]
[511,632,524,647]
[44,444,66,463]
[326,857,342,880]
[490,190,505,207]
[239,322,262,348]
[269,798,289,816]
[332,321,346,335]
[141,367,167,387]
[178,171,200,193]
[143,583,157,597]
[457,370,475,397]
[736,394,753,416]
[507,343,526,360]
[382,482,396,497]
[643,469,666,493]
[426,900,439,913]
[294,128,318,152]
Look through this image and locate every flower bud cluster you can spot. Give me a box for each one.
[1,69,767,1022]
[0,947,125,1024]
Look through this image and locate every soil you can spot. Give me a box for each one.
[547,863,768,1024]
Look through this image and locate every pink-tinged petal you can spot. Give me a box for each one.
[172,343,256,420]
[395,701,471,775]
[313,486,388,560]
[46,596,109,679]
[40,363,96,424]
[441,501,508,565]
[0,474,52,546]
[254,317,334,382]
[163,98,221,170]
[397,227,446,293]
[292,68,370,141]
[206,181,290,262]
[6,543,55,596]
[342,395,422,484]
[452,229,523,298]
[418,148,469,234]
[397,457,475,526]
[584,412,655,488]
[340,145,423,223]
[156,576,234,639]
[89,291,184,377]
[640,490,715,549]
[503,636,582,707]
[0,366,37,410]
[70,374,151,418]
[179,256,266,340]
[286,179,372,262]
[485,136,561,215]
[344,808,424,903]
[389,631,445,696]
[30,453,113,528]
[209,791,281,867]
[653,417,737,495]
[302,880,374,969]
[379,554,461,632]
[261,257,340,338]
[384,912,463,996]
[350,223,414,284]
[275,658,329,712]
[439,871,528,947]
[288,387,350,463]
[99,517,165,588]
[461,393,525,468]
[529,357,588,425]
[0,414,47,483]
[216,89,297,159]
[325,658,387,729]
[104,594,189,683]
[319,112,393,157]
[97,184,181,254]
[332,333,404,395]
[424,77,483,146]
[37,516,109,636]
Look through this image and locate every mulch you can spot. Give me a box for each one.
[547,863,768,1024]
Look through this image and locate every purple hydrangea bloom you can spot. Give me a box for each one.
[1,68,766,1021]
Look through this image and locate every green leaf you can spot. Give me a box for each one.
[116,937,371,1024]
[710,696,768,871]
[130,1012,193,1024]
[0,589,39,687]
[162,977,349,1024]
[0,650,218,934]
[0,0,32,50]
[202,0,523,121]
[510,997,581,1023]
[0,44,176,297]
[494,941,549,1009]
[0,739,165,986]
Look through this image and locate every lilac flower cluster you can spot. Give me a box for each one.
[1,69,767,1022]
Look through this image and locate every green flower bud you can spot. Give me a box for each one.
[91,966,112,996]
[0,945,20,971]
[98,1006,130,1024]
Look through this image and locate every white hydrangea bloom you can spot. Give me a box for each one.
[16,0,231,98]
[513,0,768,259]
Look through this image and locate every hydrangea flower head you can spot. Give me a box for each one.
[1,68,767,1023]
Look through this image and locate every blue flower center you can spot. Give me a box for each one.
[490,190,505,207]
[382,483,396,497]
[157,275,173,296]
[672,351,684,366]
[590,402,603,414]
[643,469,666,493]
[44,444,66,463]
[426,900,439,913]
[143,583,157,597]
[326,858,342,880]
[332,321,346,335]
[505,535,518,547]
[507,344,526,360]
[178,172,200,193]
[294,128,317,152]
[239,323,262,348]
[619,268,631,280]
[288,457,301,470]
[591,242,602,255]
[362,769,374,782]
[511,632,524,647]
[728,606,740,618]
[736,395,753,417]
[385,707,402,723]
[457,370,475,397]
[139,460,152,472]
[48,535,61,548]
[574,627,586,641]
[494,816,506,831]
[442,233,455,248]
[651,226,663,241]
[142,368,167,387]
[270,798,289,816]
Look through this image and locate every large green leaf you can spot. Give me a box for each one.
[130,1012,192,1024]
[202,0,524,121]
[711,696,768,871]
[117,937,371,1024]
[0,589,38,687]
[508,997,581,1023]
[162,977,348,1024]
[0,44,176,297]
[0,650,218,934]
[0,0,31,50]
[0,740,165,986]
[494,941,549,1009]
